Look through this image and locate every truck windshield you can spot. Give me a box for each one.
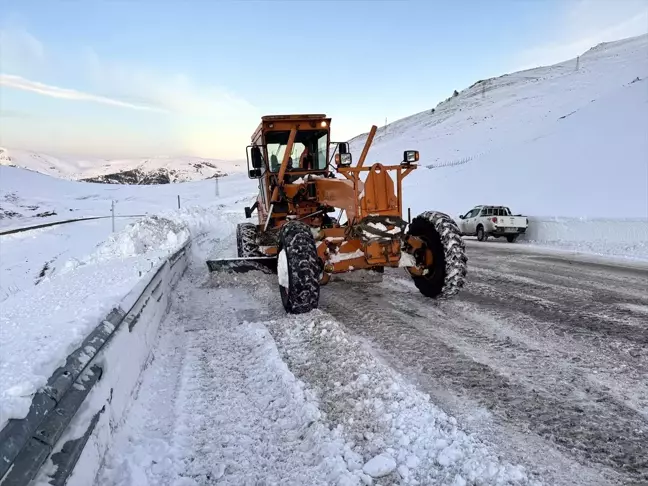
[265,129,329,172]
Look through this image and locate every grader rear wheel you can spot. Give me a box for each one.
[406,211,467,298]
[236,223,262,257]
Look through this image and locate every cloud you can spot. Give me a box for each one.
[82,51,258,118]
[514,0,648,70]
[0,73,168,112]
[0,28,262,158]
[77,52,262,158]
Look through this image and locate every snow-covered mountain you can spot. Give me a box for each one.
[0,147,247,184]
[348,34,648,219]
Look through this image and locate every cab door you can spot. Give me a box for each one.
[462,208,480,235]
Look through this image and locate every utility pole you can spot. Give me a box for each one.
[111,200,115,232]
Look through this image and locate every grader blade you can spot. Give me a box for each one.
[206,256,277,274]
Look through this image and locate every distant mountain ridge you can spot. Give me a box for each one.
[0,147,246,184]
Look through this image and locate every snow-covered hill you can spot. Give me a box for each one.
[348,34,648,220]
[0,147,247,184]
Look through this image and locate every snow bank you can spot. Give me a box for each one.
[266,313,540,485]
[520,217,648,260]
[29,239,190,486]
[57,216,189,275]
[0,219,133,302]
[0,255,159,430]
[0,204,233,429]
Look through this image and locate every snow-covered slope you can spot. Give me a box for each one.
[0,146,246,183]
[348,34,648,220]
[0,164,248,229]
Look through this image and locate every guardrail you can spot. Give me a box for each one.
[0,215,147,236]
[0,240,191,485]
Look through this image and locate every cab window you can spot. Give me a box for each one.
[265,129,329,172]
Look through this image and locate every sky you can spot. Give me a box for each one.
[0,0,647,160]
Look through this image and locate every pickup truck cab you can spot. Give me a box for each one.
[457,205,528,242]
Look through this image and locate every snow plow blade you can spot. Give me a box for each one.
[206,256,277,274]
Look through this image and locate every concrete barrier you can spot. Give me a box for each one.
[520,216,648,260]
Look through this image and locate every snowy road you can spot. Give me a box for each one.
[321,241,648,486]
[97,238,647,486]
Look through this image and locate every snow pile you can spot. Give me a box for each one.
[521,216,648,260]
[58,216,189,275]
[347,34,648,254]
[95,281,368,486]
[0,219,141,302]
[0,253,160,430]
[266,312,540,485]
[0,204,240,430]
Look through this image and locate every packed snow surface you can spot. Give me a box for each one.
[95,258,541,485]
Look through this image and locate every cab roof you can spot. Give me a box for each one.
[261,114,327,121]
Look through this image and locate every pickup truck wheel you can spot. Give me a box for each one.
[506,234,519,243]
[476,225,488,241]
[407,211,467,299]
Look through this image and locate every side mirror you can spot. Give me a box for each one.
[335,153,352,167]
[251,146,263,169]
[458,215,465,219]
[248,168,261,178]
[338,142,349,155]
[402,150,419,166]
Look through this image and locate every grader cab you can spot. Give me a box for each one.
[207,114,467,314]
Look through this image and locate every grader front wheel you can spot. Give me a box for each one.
[406,211,467,298]
[277,221,321,314]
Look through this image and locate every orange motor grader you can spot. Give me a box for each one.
[207,114,467,314]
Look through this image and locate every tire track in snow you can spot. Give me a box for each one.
[316,245,648,486]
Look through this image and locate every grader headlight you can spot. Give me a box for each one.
[402,150,419,167]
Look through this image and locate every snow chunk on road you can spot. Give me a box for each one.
[363,453,397,477]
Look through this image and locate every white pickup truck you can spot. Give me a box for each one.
[457,205,528,242]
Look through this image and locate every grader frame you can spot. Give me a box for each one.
[207,114,467,313]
